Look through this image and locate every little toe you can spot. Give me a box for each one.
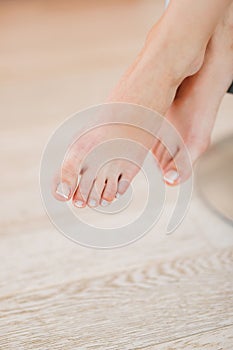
[116,177,131,197]
[116,164,140,197]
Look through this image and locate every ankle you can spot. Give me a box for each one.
[145,22,206,82]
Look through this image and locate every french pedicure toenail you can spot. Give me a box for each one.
[101,199,110,207]
[164,170,179,184]
[56,182,71,199]
[89,199,97,207]
[75,200,84,208]
[117,180,129,195]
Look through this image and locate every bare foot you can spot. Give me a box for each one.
[54,0,232,206]
[52,18,206,207]
[152,2,233,185]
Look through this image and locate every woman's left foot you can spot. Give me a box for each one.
[53,17,205,207]
[153,3,233,185]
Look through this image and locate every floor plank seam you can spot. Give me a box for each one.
[136,323,233,349]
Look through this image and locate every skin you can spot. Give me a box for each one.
[153,1,233,184]
[53,0,233,208]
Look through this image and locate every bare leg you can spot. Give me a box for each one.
[53,0,232,207]
[153,1,233,185]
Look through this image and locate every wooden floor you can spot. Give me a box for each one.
[1,0,233,349]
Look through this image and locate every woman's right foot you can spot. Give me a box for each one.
[53,0,231,206]
[53,13,206,207]
[153,2,233,185]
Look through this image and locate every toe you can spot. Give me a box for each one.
[53,128,103,202]
[88,176,107,208]
[163,167,180,185]
[73,185,86,208]
[160,148,173,169]
[53,161,79,201]
[116,163,140,197]
[163,137,210,186]
[116,177,131,196]
[163,147,190,185]
[73,169,94,208]
[53,143,84,201]
[101,176,118,203]
[152,140,165,166]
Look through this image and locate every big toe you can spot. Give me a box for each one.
[163,138,210,185]
[52,142,85,201]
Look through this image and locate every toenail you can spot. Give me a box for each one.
[56,182,71,199]
[164,170,179,184]
[75,200,84,208]
[117,180,129,194]
[89,199,97,207]
[101,199,110,207]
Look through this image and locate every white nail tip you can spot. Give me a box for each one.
[101,199,110,207]
[89,199,97,207]
[164,170,179,184]
[75,200,84,208]
[56,182,70,199]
